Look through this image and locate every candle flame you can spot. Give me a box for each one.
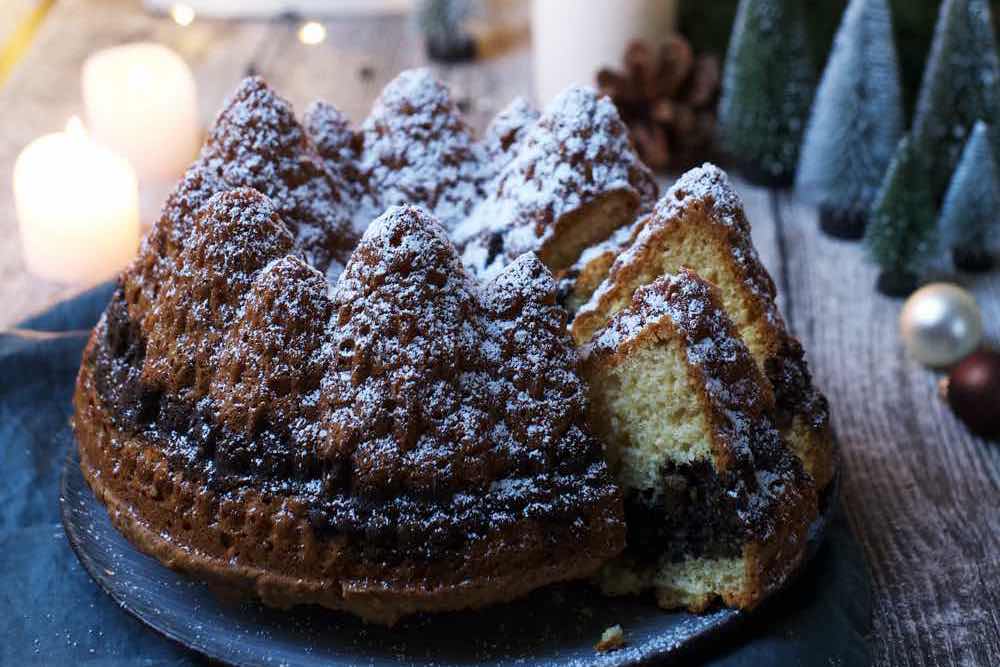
[65,116,87,139]
[298,21,326,46]
[170,3,195,27]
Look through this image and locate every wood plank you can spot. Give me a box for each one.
[772,189,1000,667]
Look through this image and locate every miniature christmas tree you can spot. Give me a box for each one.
[718,0,817,187]
[865,135,938,296]
[910,0,1000,202]
[796,0,904,240]
[418,0,475,63]
[939,121,999,272]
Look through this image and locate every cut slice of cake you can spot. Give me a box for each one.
[126,75,360,325]
[555,214,651,314]
[581,269,817,611]
[573,164,835,490]
[457,86,657,281]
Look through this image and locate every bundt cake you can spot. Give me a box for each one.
[572,165,835,490]
[73,70,831,625]
[75,196,625,625]
[304,69,659,292]
[580,269,816,611]
[455,86,658,280]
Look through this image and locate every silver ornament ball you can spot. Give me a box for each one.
[900,283,983,367]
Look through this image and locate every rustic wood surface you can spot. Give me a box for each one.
[1,1,998,665]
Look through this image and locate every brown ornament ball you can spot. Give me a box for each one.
[940,348,1000,439]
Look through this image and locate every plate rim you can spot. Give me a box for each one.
[60,445,838,667]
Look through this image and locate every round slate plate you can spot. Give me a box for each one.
[61,448,834,667]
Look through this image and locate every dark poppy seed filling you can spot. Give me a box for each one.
[624,460,745,565]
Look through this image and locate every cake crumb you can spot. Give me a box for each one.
[595,624,625,653]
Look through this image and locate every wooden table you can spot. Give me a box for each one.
[1,1,998,664]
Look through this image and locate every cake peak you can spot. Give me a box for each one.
[459,82,657,280]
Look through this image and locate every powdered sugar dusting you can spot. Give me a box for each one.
[124,76,359,323]
[103,70,647,566]
[479,96,541,182]
[320,206,614,509]
[98,193,624,569]
[586,269,809,536]
[656,164,781,331]
[140,189,296,402]
[127,70,653,326]
[212,254,333,455]
[357,69,487,232]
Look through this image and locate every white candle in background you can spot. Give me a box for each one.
[82,42,200,181]
[13,118,140,284]
[532,0,678,105]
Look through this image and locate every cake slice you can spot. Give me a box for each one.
[582,269,816,611]
[458,86,657,281]
[573,165,835,489]
[555,213,651,314]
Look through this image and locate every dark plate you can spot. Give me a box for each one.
[61,447,834,667]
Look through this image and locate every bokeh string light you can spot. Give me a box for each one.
[298,21,327,46]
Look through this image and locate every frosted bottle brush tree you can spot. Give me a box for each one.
[865,136,938,297]
[718,0,816,187]
[939,121,1000,272]
[911,0,1000,203]
[796,0,903,240]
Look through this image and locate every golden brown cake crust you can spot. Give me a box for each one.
[73,68,829,625]
[75,200,625,626]
[583,270,817,611]
[456,87,657,281]
[573,165,835,489]
[75,375,619,625]
[72,71,666,624]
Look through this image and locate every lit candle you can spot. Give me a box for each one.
[532,0,678,104]
[82,42,200,181]
[13,118,140,284]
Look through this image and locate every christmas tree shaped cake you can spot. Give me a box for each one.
[797,0,903,239]
[76,201,627,625]
[583,270,816,611]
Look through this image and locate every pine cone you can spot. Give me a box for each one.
[597,37,720,171]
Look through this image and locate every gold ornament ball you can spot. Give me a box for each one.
[900,283,983,368]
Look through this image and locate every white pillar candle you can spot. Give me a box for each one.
[532,0,678,105]
[13,118,140,284]
[82,42,200,182]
